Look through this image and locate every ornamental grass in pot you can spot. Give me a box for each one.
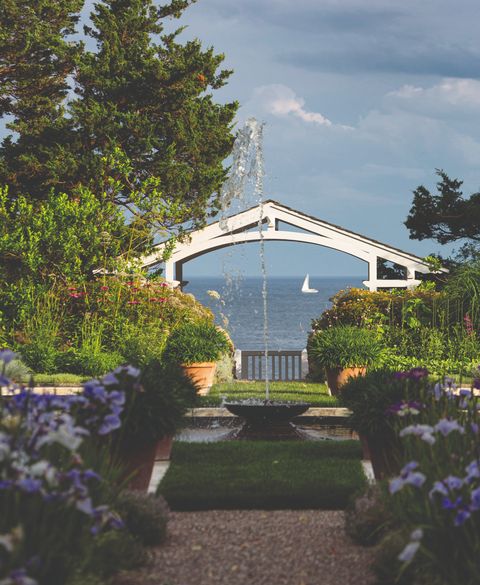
[307,326,382,395]
[340,368,428,479]
[163,320,231,395]
[111,361,197,490]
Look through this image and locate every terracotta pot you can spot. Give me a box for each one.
[155,434,174,461]
[325,366,366,396]
[359,432,402,480]
[117,438,163,491]
[181,362,217,395]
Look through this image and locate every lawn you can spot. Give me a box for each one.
[158,440,365,510]
[199,380,338,407]
[33,373,89,386]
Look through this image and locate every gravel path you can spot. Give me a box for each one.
[114,510,376,585]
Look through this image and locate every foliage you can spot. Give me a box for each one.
[14,276,214,375]
[0,0,238,236]
[17,291,63,373]
[118,360,198,443]
[311,286,480,375]
[405,170,480,260]
[345,484,391,546]
[0,353,140,585]
[163,320,231,365]
[79,529,146,578]
[340,368,429,437]
[443,260,480,328]
[0,0,83,197]
[213,351,235,383]
[3,358,31,384]
[376,374,480,585]
[199,381,337,407]
[307,326,383,369]
[313,287,442,330]
[0,186,128,324]
[158,440,365,510]
[55,348,125,377]
[116,491,169,546]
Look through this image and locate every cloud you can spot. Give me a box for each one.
[250,84,335,127]
[388,78,480,108]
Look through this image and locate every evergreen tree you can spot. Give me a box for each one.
[72,0,237,233]
[0,0,238,235]
[0,0,83,198]
[405,170,480,260]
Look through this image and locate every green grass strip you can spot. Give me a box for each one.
[33,373,89,386]
[199,381,338,407]
[158,440,365,511]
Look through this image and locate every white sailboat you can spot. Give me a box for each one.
[301,274,318,293]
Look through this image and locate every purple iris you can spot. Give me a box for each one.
[0,349,17,364]
[442,496,463,510]
[470,487,480,510]
[434,419,465,437]
[17,478,42,494]
[429,481,449,499]
[98,413,121,435]
[454,508,471,527]
[465,460,480,482]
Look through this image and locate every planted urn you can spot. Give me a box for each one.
[163,320,231,394]
[307,326,382,395]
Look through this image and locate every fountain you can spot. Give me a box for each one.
[219,118,310,439]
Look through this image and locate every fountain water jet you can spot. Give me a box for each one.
[219,119,309,439]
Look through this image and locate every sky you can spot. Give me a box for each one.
[22,0,480,279]
[163,0,480,278]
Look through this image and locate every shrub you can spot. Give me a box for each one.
[118,361,198,443]
[3,358,31,383]
[378,377,480,585]
[55,348,125,377]
[0,354,142,585]
[307,326,382,370]
[313,287,442,330]
[164,320,231,365]
[340,369,424,437]
[80,529,146,578]
[345,485,391,545]
[117,491,169,546]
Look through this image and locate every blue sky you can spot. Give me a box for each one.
[167,0,480,278]
[19,1,480,278]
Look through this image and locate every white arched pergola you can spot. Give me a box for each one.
[140,200,444,290]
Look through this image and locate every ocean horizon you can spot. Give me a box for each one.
[185,275,364,350]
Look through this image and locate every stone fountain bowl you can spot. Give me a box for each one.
[224,400,310,424]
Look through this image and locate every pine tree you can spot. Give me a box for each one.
[0,0,238,234]
[71,0,237,232]
[0,0,83,198]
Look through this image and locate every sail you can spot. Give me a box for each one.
[301,274,318,293]
[301,274,310,292]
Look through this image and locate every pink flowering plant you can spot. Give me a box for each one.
[0,349,142,585]
[382,367,480,584]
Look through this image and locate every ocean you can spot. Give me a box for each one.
[185,276,364,350]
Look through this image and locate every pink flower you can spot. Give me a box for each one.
[127,300,140,305]
[100,286,109,291]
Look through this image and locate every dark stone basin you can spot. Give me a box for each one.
[224,400,310,440]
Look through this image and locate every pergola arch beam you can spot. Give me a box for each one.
[140,200,445,290]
